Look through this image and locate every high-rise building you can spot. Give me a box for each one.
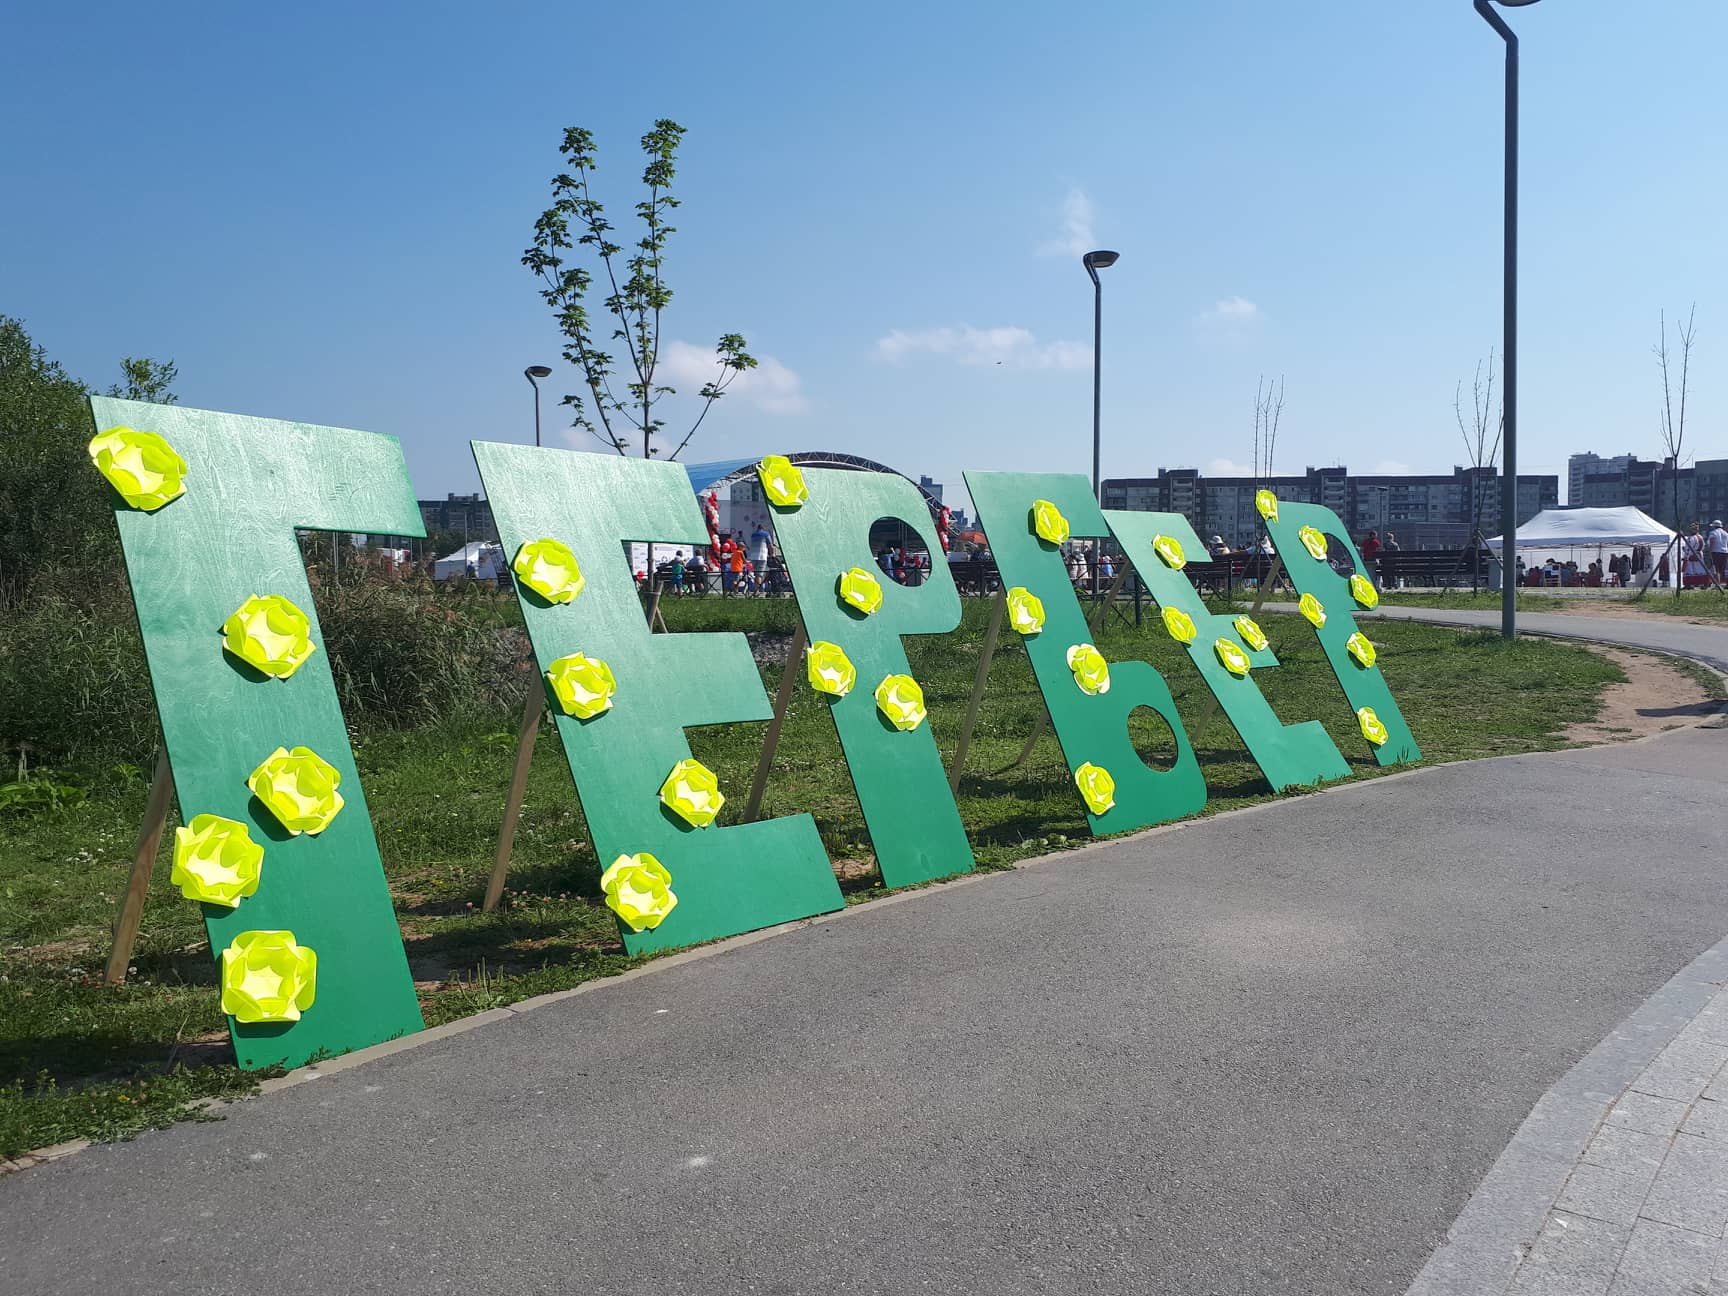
[1568,452,1631,505]
[1101,465,1557,550]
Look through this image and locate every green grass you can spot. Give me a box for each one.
[1620,590,1728,620]
[0,598,1624,1158]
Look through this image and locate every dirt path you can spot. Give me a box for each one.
[1562,645,1721,744]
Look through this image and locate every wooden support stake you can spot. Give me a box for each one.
[483,685,545,913]
[948,590,1006,793]
[105,749,175,986]
[743,623,808,823]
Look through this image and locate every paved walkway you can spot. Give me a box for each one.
[1350,604,1728,674]
[3,617,1728,1295]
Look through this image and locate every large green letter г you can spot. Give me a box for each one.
[1259,496,1420,765]
[966,472,1207,834]
[89,398,424,1070]
[472,444,843,954]
[769,464,975,888]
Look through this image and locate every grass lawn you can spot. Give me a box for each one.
[1371,588,1728,620]
[0,597,1624,1157]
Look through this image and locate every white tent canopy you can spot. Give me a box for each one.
[433,541,503,581]
[1485,507,1675,551]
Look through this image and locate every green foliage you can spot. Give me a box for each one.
[521,120,757,459]
[0,773,88,818]
[0,317,177,609]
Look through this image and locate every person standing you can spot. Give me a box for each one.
[1707,520,1728,586]
[1360,529,1383,589]
[749,522,771,569]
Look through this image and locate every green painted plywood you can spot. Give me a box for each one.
[769,467,975,887]
[90,398,424,1071]
[966,473,1207,834]
[1104,509,1350,790]
[471,443,843,955]
[1261,500,1421,765]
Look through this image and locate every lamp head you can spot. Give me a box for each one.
[1083,250,1120,270]
[524,365,552,381]
[1491,0,1541,5]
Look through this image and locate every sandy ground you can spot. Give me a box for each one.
[1562,644,1721,744]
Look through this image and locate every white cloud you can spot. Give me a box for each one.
[657,339,809,415]
[1037,187,1096,258]
[1197,297,1262,327]
[875,325,1090,371]
[1206,458,1256,477]
[1372,459,1413,475]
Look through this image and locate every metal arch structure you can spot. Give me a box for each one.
[684,451,946,516]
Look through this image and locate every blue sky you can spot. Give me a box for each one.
[4,1,1723,511]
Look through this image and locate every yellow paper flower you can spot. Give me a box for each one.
[874,673,927,730]
[1358,706,1390,746]
[171,814,264,908]
[1005,586,1046,635]
[547,652,617,719]
[805,640,857,697]
[512,537,585,604]
[1255,489,1279,522]
[1297,526,1329,562]
[1234,614,1269,652]
[1152,534,1186,569]
[1215,638,1251,677]
[1299,592,1327,628]
[659,758,725,828]
[601,853,679,932]
[1066,643,1111,695]
[1349,573,1379,609]
[87,426,188,512]
[1162,606,1197,644]
[1031,499,1070,546]
[247,746,345,836]
[1346,632,1378,668]
[838,567,885,615]
[1074,762,1116,815]
[220,930,317,1024]
[757,454,809,507]
[221,594,317,680]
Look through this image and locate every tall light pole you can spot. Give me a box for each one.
[524,365,552,448]
[1084,250,1119,599]
[1475,0,1539,639]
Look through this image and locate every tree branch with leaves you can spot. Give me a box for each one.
[521,120,757,460]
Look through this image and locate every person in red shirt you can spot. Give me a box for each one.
[1360,530,1383,589]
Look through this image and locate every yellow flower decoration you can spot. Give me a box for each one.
[757,454,809,507]
[1358,706,1390,747]
[1005,586,1046,636]
[512,537,585,604]
[87,426,188,512]
[874,673,927,730]
[1345,632,1378,669]
[220,930,317,1024]
[805,640,857,697]
[1031,499,1070,546]
[1349,573,1379,609]
[838,566,885,615]
[546,652,617,719]
[247,746,345,836]
[659,758,725,829]
[1066,643,1111,695]
[1152,534,1186,569]
[221,594,317,680]
[1297,526,1329,562]
[1255,489,1279,522]
[1074,762,1116,815]
[1299,592,1327,628]
[171,814,264,909]
[601,853,679,932]
[1161,606,1197,644]
[1234,614,1269,652]
[1215,638,1251,677]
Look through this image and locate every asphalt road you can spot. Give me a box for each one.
[6,709,1728,1295]
[1351,603,1728,674]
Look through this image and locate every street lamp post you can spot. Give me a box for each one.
[1083,249,1119,600]
[524,365,552,448]
[1474,0,1539,639]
